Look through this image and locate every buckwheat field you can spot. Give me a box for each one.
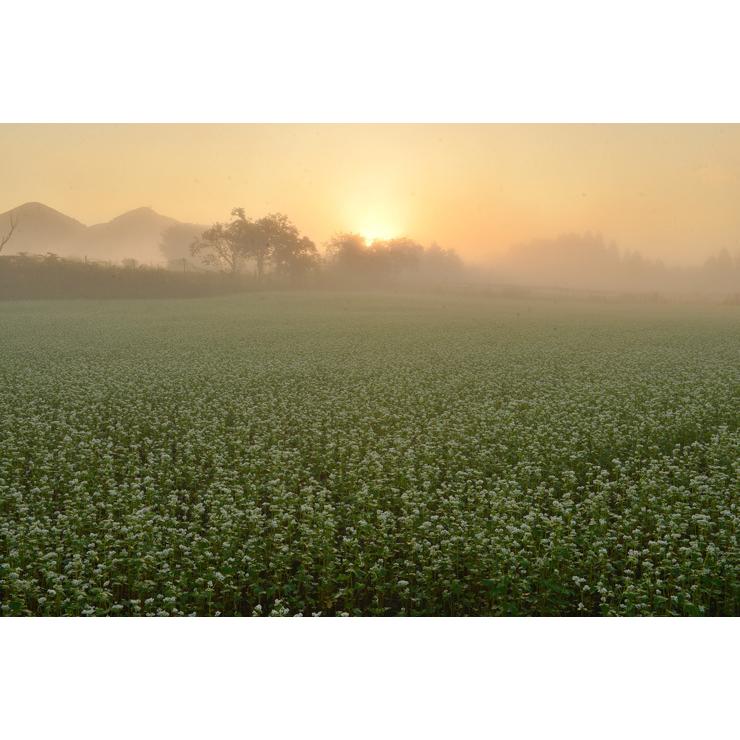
[0,292,737,616]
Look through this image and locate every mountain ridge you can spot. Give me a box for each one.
[0,202,199,264]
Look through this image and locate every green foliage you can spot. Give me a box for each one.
[0,293,737,616]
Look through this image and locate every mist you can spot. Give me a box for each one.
[488,232,740,296]
[1,199,738,300]
[3,124,740,269]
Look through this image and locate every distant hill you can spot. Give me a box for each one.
[0,202,205,265]
[80,207,181,263]
[0,202,86,255]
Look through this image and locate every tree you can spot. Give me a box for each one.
[258,213,319,278]
[291,236,320,277]
[424,242,464,275]
[192,208,317,280]
[326,233,369,273]
[191,221,244,274]
[230,208,268,279]
[372,237,423,274]
[0,212,18,254]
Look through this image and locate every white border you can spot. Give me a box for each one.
[2,2,738,737]
[2,1,740,122]
[2,617,738,739]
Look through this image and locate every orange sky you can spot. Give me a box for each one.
[2,124,739,265]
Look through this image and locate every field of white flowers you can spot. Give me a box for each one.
[0,292,737,616]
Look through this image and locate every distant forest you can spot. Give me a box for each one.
[496,232,740,295]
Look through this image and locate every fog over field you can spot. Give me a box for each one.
[0,200,738,298]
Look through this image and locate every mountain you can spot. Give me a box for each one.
[0,202,86,255]
[79,207,181,263]
[0,203,199,265]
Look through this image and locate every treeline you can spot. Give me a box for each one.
[5,209,735,300]
[497,232,740,295]
[324,234,463,285]
[0,207,464,299]
[0,215,463,301]
[161,208,463,285]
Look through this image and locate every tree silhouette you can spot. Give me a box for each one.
[257,213,319,278]
[191,221,243,274]
[0,212,18,254]
[326,233,461,283]
[230,208,268,279]
[326,233,369,272]
[192,209,318,280]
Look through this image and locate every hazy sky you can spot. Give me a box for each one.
[2,124,739,265]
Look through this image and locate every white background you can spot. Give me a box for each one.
[1,2,738,738]
[3,618,738,738]
[3,0,740,121]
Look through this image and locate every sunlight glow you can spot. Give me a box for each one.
[358,225,397,246]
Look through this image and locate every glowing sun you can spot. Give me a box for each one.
[359,225,396,245]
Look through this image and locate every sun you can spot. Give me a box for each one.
[346,201,403,244]
[359,226,396,245]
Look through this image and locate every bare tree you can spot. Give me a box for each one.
[0,212,18,254]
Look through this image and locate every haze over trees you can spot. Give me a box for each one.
[159,223,206,270]
[0,202,466,298]
[191,209,319,280]
[1,201,739,299]
[325,233,463,284]
[187,209,461,285]
[496,232,740,295]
